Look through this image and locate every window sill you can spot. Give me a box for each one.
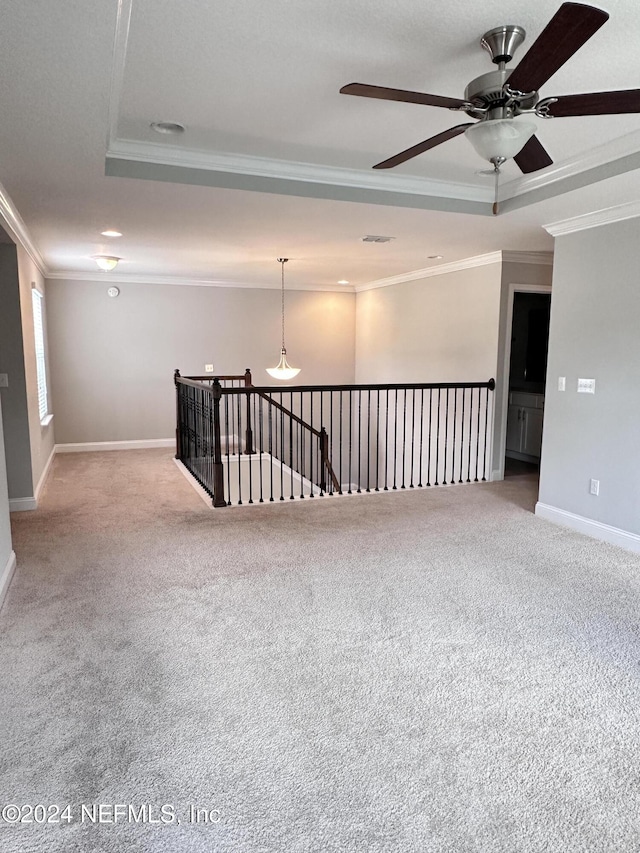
[40,413,54,427]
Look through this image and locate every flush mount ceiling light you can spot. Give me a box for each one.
[150,121,185,135]
[338,279,350,285]
[93,255,120,272]
[101,230,122,238]
[266,258,300,382]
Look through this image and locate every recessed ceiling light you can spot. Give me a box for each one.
[428,255,443,259]
[338,280,350,285]
[362,235,394,243]
[150,121,185,135]
[101,230,122,238]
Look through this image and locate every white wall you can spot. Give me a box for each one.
[46,280,355,444]
[16,246,55,494]
[355,263,503,384]
[538,218,640,544]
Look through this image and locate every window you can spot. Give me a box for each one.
[31,286,49,421]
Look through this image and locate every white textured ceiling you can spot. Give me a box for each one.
[1,0,640,287]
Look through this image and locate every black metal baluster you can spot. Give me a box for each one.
[357,389,362,493]
[384,390,389,490]
[225,393,232,504]
[289,391,294,499]
[418,389,424,488]
[310,391,315,497]
[348,389,353,494]
[268,393,274,502]
[475,387,481,482]
[366,389,371,492]
[443,388,450,485]
[392,390,398,490]
[459,388,466,484]
[434,389,441,486]
[401,388,407,489]
[375,390,380,492]
[279,391,285,500]
[467,388,473,483]
[452,388,458,487]
[258,395,264,503]
[300,391,305,498]
[483,386,490,482]
[236,392,243,504]
[426,389,433,486]
[339,391,343,494]
[410,389,415,488]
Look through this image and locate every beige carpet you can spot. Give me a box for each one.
[1,450,640,852]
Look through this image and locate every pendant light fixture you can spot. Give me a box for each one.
[266,258,300,381]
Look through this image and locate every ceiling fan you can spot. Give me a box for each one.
[340,2,640,183]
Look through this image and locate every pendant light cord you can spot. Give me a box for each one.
[277,257,288,350]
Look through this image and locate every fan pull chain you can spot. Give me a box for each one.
[492,164,500,216]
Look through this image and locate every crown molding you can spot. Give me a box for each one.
[106,138,489,204]
[0,181,47,276]
[355,250,553,292]
[500,129,640,200]
[355,252,503,292]
[501,250,554,266]
[543,199,640,237]
[44,269,353,292]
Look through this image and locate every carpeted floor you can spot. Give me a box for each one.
[1,449,640,852]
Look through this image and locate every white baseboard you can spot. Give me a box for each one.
[535,502,640,555]
[0,550,17,610]
[34,445,56,501]
[9,497,37,512]
[56,439,175,453]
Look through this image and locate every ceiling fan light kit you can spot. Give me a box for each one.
[340,2,640,208]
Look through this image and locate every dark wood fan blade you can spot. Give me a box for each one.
[507,3,609,95]
[372,124,473,169]
[547,89,640,116]
[340,83,469,111]
[514,136,554,173]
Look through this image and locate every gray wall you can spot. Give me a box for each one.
[46,280,355,443]
[0,397,13,578]
[355,263,503,384]
[0,244,33,498]
[538,219,640,535]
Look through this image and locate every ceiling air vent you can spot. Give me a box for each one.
[361,235,395,243]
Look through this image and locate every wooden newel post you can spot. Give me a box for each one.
[243,368,254,454]
[211,380,227,507]
[174,369,182,460]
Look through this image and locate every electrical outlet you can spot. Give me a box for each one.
[577,378,596,394]
[590,479,600,496]
[205,364,214,373]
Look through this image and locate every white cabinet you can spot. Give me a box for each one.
[506,392,544,461]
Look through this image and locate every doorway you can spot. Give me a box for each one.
[504,291,551,477]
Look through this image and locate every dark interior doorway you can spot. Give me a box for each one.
[505,291,551,475]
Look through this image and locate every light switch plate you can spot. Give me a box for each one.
[558,376,566,391]
[0,374,8,388]
[577,378,595,394]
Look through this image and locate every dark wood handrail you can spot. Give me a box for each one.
[251,389,322,438]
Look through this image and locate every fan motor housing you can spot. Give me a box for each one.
[464,69,538,119]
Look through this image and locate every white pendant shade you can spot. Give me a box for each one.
[465,118,537,163]
[266,347,300,381]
